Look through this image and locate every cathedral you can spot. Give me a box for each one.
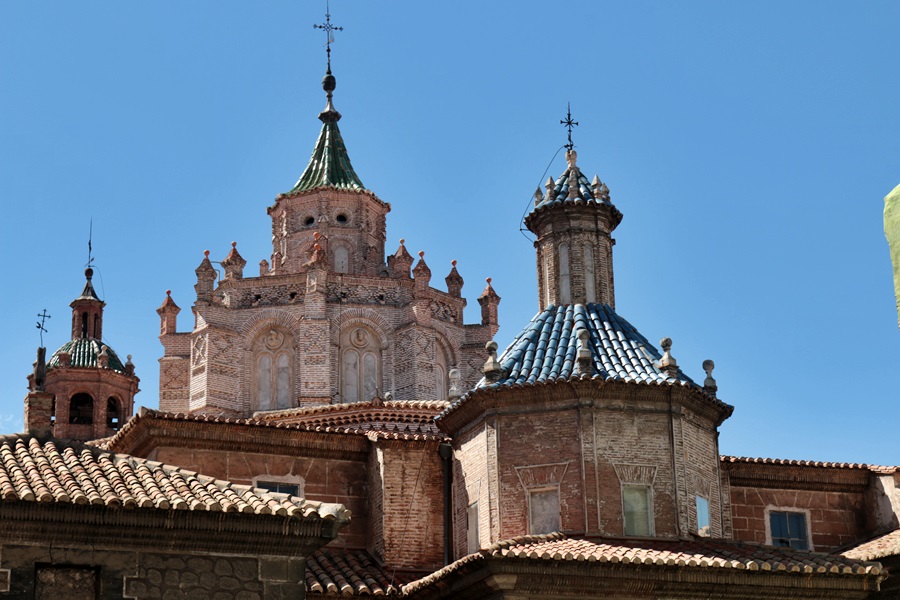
[3,21,900,600]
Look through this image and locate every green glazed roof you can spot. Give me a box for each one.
[48,338,126,373]
[289,120,365,193]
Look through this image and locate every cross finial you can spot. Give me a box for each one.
[86,218,94,269]
[313,0,344,73]
[36,309,51,347]
[560,103,579,151]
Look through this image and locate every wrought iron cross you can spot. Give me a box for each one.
[36,309,51,347]
[561,103,579,151]
[314,1,344,71]
[86,218,95,269]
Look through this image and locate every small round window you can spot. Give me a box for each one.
[305,216,315,226]
[336,214,348,224]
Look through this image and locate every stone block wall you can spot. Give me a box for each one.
[0,544,304,600]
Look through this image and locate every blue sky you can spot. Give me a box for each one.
[1,2,897,463]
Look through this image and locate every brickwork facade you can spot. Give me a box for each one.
[444,382,730,559]
[159,183,498,416]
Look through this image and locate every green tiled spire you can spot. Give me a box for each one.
[289,68,365,194]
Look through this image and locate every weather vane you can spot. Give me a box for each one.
[36,309,51,347]
[86,218,95,269]
[561,103,579,151]
[313,0,343,72]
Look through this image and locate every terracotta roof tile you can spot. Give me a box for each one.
[403,533,883,595]
[722,455,900,473]
[108,408,447,445]
[0,434,349,523]
[843,529,900,562]
[306,549,412,596]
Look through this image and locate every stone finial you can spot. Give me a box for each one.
[482,340,503,383]
[591,175,602,198]
[98,345,110,369]
[565,149,578,168]
[58,350,71,368]
[222,241,246,280]
[534,186,543,206]
[702,359,717,395]
[448,367,462,400]
[599,181,610,202]
[445,260,464,298]
[259,259,269,277]
[125,354,135,377]
[576,329,593,376]
[545,176,555,201]
[384,392,393,402]
[659,337,678,377]
[567,167,580,200]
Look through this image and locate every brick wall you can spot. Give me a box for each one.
[729,486,866,551]
[153,446,369,548]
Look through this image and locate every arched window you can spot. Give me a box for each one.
[81,313,88,338]
[69,393,94,424]
[107,397,122,431]
[253,329,294,412]
[334,245,349,274]
[559,243,571,304]
[583,243,596,303]
[341,327,381,403]
[94,314,101,339]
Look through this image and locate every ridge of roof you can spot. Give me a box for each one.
[0,434,348,522]
[107,408,448,449]
[402,533,884,595]
[721,455,900,473]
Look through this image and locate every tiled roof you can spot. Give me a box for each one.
[478,303,695,389]
[843,529,900,562]
[403,533,883,595]
[107,408,447,448]
[307,549,411,596]
[0,434,348,522]
[722,456,900,474]
[253,400,448,438]
[529,164,621,221]
[47,338,126,373]
[290,120,365,193]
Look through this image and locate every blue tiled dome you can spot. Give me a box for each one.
[481,303,695,388]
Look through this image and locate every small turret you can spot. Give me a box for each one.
[413,251,432,286]
[157,290,180,336]
[389,239,414,278]
[70,268,105,341]
[222,242,246,281]
[194,250,217,303]
[478,278,501,329]
[445,260,464,298]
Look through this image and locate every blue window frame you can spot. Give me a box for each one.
[770,510,809,550]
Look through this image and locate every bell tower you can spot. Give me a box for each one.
[524,108,622,310]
